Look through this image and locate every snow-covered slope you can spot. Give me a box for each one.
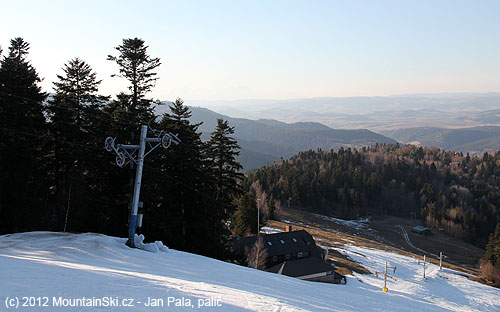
[0,232,498,311]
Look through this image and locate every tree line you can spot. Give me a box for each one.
[244,144,500,281]
[0,37,243,260]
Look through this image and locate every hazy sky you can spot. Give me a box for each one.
[1,0,499,102]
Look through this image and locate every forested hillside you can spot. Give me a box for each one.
[246,144,500,247]
[177,106,397,169]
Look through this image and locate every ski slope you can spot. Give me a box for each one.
[0,232,499,311]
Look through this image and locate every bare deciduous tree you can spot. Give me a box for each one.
[246,235,268,270]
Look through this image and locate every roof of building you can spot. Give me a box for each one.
[412,225,431,232]
[233,230,321,257]
[266,257,334,278]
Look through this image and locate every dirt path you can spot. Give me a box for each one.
[269,208,482,276]
[396,225,430,255]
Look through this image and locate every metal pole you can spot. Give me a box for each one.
[384,261,387,289]
[105,125,180,248]
[257,203,260,234]
[126,125,148,247]
[439,252,442,270]
[63,184,71,232]
[423,255,426,279]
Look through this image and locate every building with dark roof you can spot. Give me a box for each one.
[233,228,324,268]
[267,256,335,280]
[233,226,343,282]
[411,225,432,235]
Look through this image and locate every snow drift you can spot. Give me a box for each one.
[0,232,499,311]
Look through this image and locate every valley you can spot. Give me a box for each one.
[264,208,486,284]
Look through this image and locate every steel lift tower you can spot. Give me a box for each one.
[105,125,180,247]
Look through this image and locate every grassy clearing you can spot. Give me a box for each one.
[265,208,483,279]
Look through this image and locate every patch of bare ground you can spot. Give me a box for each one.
[371,216,484,272]
[266,208,484,279]
[326,249,371,276]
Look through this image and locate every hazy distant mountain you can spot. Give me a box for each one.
[156,93,500,164]
[380,126,500,155]
[379,127,444,143]
[453,136,500,154]
[157,105,396,170]
[189,93,500,131]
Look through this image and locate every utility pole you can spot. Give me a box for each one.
[382,261,396,292]
[256,198,260,234]
[105,125,180,247]
[418,254,430,279]
[257,202,260,234]
[383,261,388,292]
[439,252,447,270]
[423,255,426,278]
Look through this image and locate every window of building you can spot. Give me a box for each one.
[286,253,291,260]
[292,238,297,243]
[297,252,303,258]
[267,241,272,246]
[280,239,285,245]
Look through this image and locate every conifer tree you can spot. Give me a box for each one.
[144,99,229,259]
[268,195,276,220]
[232,192,258,236]
[484,223,500,268]
[107,37,160,124]
[45,57,108,231]
[481,223,500,284]
[0,38,48,233]
[0,38,46,132]
[207,119,243,217]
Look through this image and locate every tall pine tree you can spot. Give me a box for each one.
[207,119,243,219]
[144,99,230,259]
[45,57,108,231]
[481,223,500,284]
[484,223,500,269]
[107,37,160,124]
[0,38,48,233]
[232,192,258,236]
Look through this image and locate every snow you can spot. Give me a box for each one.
[134,234,169,253]
[0,231,499,311]
[334,245,500,312]
[259,226,283,234]
[311,214,370,231]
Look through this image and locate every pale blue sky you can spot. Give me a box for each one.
[1,0,499,101]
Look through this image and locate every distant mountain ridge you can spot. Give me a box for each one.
[380,126,500,155]
[157,104,396,170]
[189,93,500,131]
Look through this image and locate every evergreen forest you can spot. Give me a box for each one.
[0,37,242,260]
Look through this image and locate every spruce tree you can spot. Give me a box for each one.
[207,119,243,218]
[232,192,258,236]
[45,57,108,231]
[144,99,229,259]
[484,223,500,268]
[107,37,160,124]
[0,38,48,233]
[481,223,500,284]
[268,194,276,220]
